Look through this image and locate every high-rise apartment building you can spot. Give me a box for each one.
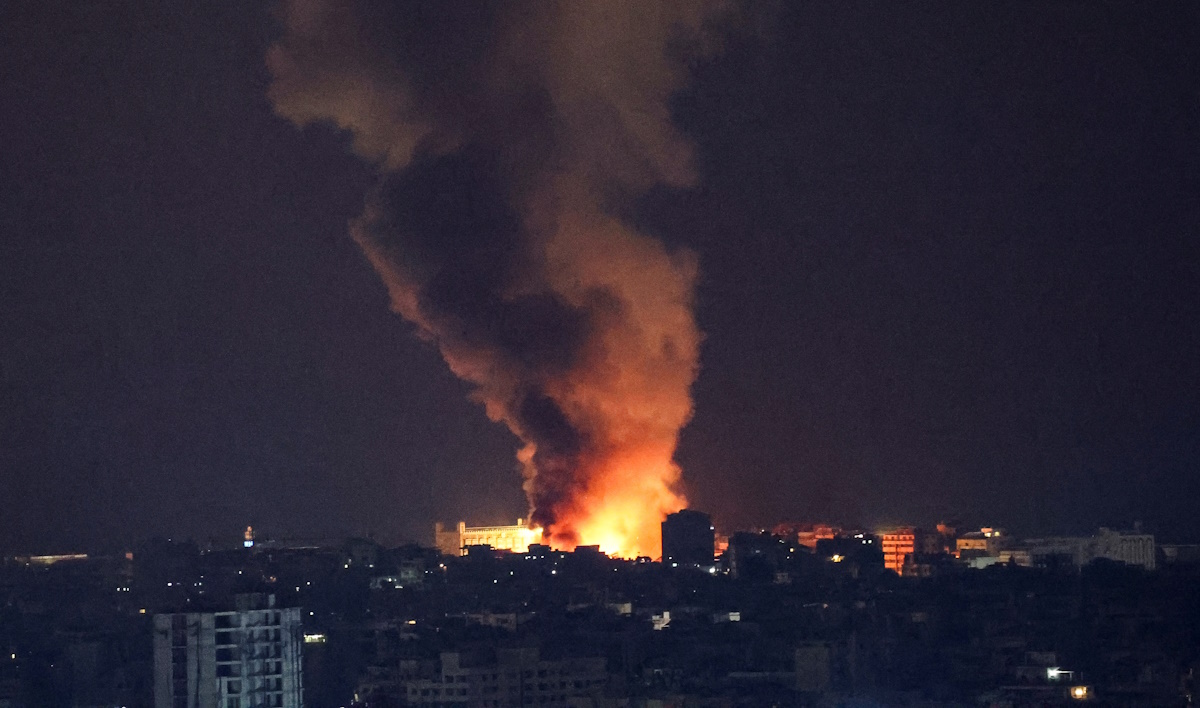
[661,509,715,567]
[153,593,303,708]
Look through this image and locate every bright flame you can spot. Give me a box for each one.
[508,526,545,554]
[551,453,686,558]
[573,507,645,558]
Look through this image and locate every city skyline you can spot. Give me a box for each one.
[2,2,1199,553]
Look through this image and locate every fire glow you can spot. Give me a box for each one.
[268,1,728,558]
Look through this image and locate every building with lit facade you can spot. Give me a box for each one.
[434,520,543,557]
[955,527,1007,559]
[997,548,1033,567]
[880,528,916,575]
[661,509,715,566]
[153,593,303,708]
[796,524,841,550]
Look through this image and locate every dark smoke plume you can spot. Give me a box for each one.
[268,0,729,556]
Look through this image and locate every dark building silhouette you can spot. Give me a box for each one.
[662,509,715,566]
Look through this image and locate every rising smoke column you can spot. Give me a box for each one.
[267,0,727,557]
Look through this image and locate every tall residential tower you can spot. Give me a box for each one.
[153,593,302,708]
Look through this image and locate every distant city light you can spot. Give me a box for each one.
[20,554,88,566]
[1071,686,1089,700]
[831,554,844,563]
[303,633,326,644]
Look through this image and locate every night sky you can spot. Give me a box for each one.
[2,2,1198,553]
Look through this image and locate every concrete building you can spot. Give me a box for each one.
[153,593,302,708]
[402,648,605,707]
[795,524,841,550]
[434,520,544,557]
[956,528,1008,559]
[997,548,1033,567]
[880,528,916,575]
[1092,527,1156,569]
[661,509,715,566]
[1025,527,1156,570]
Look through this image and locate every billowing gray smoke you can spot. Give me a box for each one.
[267,0,730,556]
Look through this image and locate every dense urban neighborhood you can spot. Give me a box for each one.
[2,517,1198,707]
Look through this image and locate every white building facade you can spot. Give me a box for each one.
[1025,528,1156,570]
[153,594,303,708]
[1092,527,1155,569]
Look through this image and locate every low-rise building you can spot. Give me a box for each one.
[956,528,1008,560]
[402,648,605,707]
[1025,527,1156,570]
[997,548,1032,567]
[434,520,544,557]
[1092,527,1155,569]
[795,524,841,550]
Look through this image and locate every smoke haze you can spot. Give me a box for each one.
[267,0,728,556]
